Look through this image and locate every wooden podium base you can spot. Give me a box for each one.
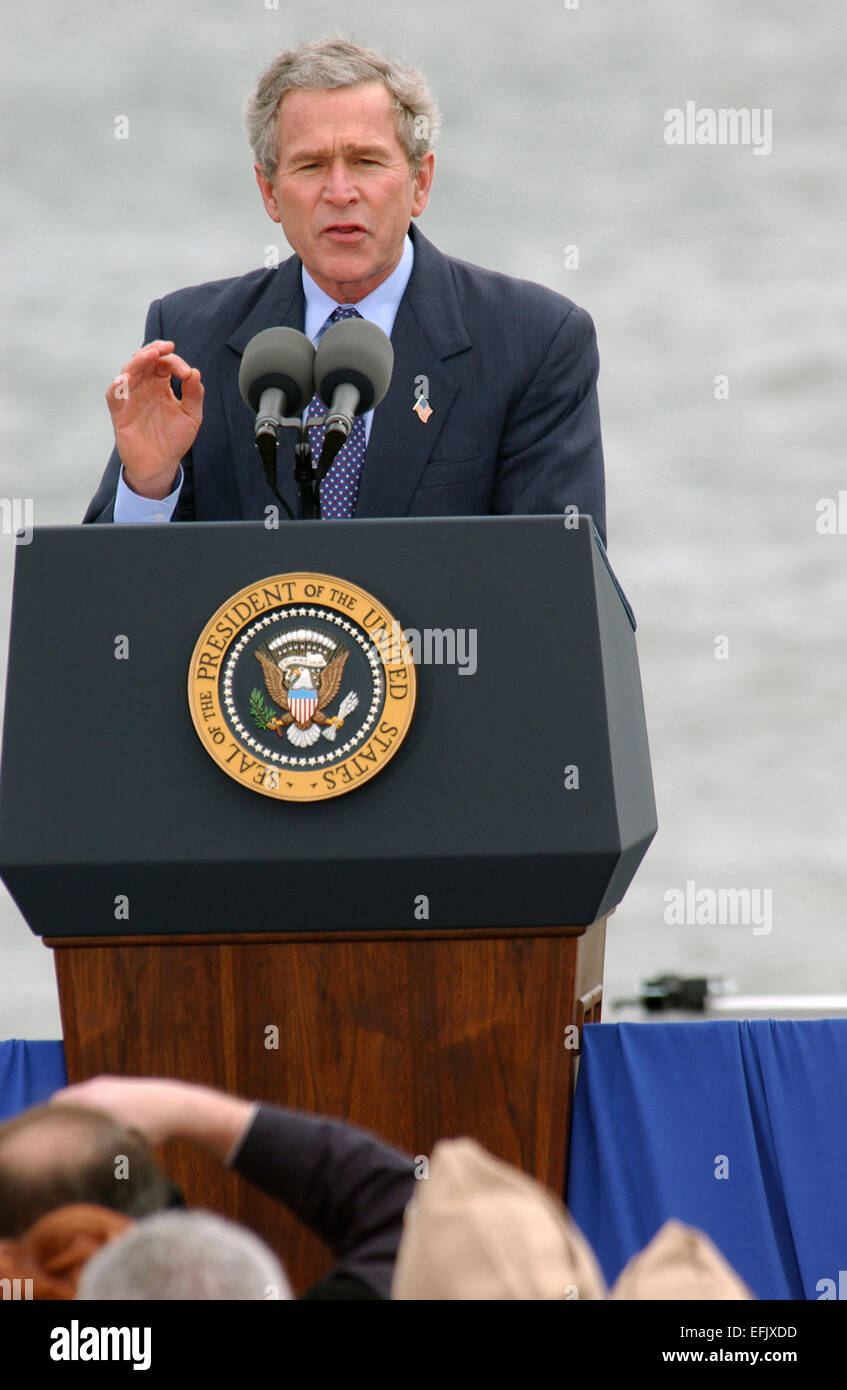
[48,920,605,1295]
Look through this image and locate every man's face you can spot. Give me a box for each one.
[254,81,434,303]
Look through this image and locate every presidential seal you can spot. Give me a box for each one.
[188,573,416,801]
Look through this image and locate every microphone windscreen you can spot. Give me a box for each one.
[239,327,316,414]
[314,319,394,414]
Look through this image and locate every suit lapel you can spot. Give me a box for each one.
[355,224,471,517]
[221,255,305,520]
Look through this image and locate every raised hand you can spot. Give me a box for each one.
[106,339,204,499]
[51,1074,252,1156]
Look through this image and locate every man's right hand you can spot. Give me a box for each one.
[106,340,204,500]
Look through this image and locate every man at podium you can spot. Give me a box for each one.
[84,37,606,542]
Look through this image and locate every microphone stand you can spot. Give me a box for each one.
[293,434,319,520]
[255,410,333,522]
[255,431,294,521]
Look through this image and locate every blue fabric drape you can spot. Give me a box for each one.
[0,1040,67,1121]
[567,1020,847,1300]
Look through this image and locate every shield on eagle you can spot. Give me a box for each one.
[289,688,319,724]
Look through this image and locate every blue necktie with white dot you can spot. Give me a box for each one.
[305,305,368,519]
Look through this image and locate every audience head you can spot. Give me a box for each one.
[0,1203,133,1299]
[608,1220,753,1300]
[77,1209,293,1300]
[392,1137,607,1300]
[0,1102,172,1238]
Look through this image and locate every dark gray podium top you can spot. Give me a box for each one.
[0,516,656,935]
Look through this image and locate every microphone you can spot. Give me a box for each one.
[313,319,394,476]
[238,327,316,455]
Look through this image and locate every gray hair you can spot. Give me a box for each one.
[77,1209,293,1300]
[244,36,440,178]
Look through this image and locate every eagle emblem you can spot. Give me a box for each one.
[250,628,359,749]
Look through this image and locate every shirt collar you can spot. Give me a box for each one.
[301,232,414,344]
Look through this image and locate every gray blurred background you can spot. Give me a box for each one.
[1,0,845,1036]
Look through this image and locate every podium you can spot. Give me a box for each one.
[0,516,656,1292]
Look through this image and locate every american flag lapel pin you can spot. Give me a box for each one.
[413,396,433,422]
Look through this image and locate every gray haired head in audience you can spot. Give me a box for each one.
[77,1209,293,1300]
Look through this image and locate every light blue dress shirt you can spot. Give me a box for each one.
[113,234,414,523]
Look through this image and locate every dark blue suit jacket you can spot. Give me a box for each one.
[84,222,606,544]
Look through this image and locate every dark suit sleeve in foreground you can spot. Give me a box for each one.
[231,1104,416,1298]
[493,302,606,546]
